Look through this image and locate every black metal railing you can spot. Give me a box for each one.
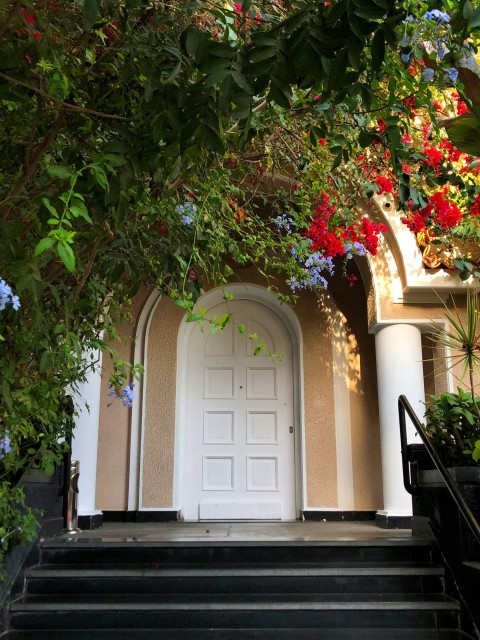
[399,394,480,547]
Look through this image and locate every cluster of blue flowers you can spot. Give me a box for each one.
[274,214,293,233]
[0,432,11,459]
[424,9,451,25]
[0,278,20,311]
[287,246,336,293]
[176,202,197,226]
[107,382,135,408]
[400,9,461,85]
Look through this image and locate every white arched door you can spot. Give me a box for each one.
[183,298,296,521]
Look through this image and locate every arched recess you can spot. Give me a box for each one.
[174,284,305,519]
[126,281,369,515]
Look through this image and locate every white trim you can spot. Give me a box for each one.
[127,290,162,511]
[175,284,305,518]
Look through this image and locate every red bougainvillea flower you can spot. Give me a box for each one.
[376,175,394,195]
[423,144,443,168]
[417,191,462,230]
[346,274,357,287]
[318,138,327,146]
[377,117,387,133]
[402,211,427,233]
[439,138,463,163]
[234,207,247,222]
[357,217,388,255]
[451,92,469,116]
[470,194,480,217]
[20,6,35,25]
[401,133,413,145]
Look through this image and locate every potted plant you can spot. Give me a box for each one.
[423,286,480,470]
[412,288,480,562]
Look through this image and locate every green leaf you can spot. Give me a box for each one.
[83,0,99,30]
[42,197,58,217]
[34,237,56,256]
[358,130,374,148]
[446,113,480,157]
[201,124,225,155]
[185,27,207,62]
[468,7,480,28]
[57,241,76,272]
[47,165,73,179]
[371,29,385,70]
[463,0,474,19]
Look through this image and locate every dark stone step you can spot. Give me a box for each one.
[1,629,476,640]
[39,540,433,566]
[25,562,444,595]
[10,594,460,630]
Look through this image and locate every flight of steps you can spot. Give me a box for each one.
[1,536,476,639]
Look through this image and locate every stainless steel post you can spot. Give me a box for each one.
[65,460,81,534]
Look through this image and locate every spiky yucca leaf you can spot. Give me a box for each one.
[429,288,480,418]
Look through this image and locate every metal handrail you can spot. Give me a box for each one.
[399,394,480,547]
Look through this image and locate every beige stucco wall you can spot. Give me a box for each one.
[141,298,184,507]
[95,287,150,510]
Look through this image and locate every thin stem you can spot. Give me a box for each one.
[0,72,131,121]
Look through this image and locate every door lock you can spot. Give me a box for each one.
[289,426,294,433]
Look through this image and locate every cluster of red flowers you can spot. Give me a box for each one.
[376,175,394,195]
[14,6,41,41]
[307,193,387,258]
[233,3,262,29]
[402,190,462,233]
[470,194,480,217]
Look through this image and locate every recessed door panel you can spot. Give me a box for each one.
[184,297,296,521]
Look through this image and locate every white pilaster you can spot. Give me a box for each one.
[375,324,425,518]
[71,351,103,517]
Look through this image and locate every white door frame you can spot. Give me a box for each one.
[174,284,305,519]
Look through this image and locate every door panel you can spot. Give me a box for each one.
[183,299,295,521]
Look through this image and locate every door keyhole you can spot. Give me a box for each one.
[289,426,294,434]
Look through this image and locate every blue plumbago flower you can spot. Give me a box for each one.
[399,36,411,47]
[422,68,435,82]
[287,250,334,292]
[401,53,411,63]
[107,382,135,408]
[424,9,451,25]
[460,56,476,71]
[436,39,446,59]
[176,201,197,225]
[274,214,293,232]
[402,15,414,24]
[343,242,367,260]
[0,279,20,311]
[120,382,135,408]
[183,202,197,214]
[444,67,459,83]
[0,432,11,460]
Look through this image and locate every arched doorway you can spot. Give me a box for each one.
[178,287,301,521]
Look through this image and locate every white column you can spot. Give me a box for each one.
[71,350,103,518]
[375,324,425,519]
